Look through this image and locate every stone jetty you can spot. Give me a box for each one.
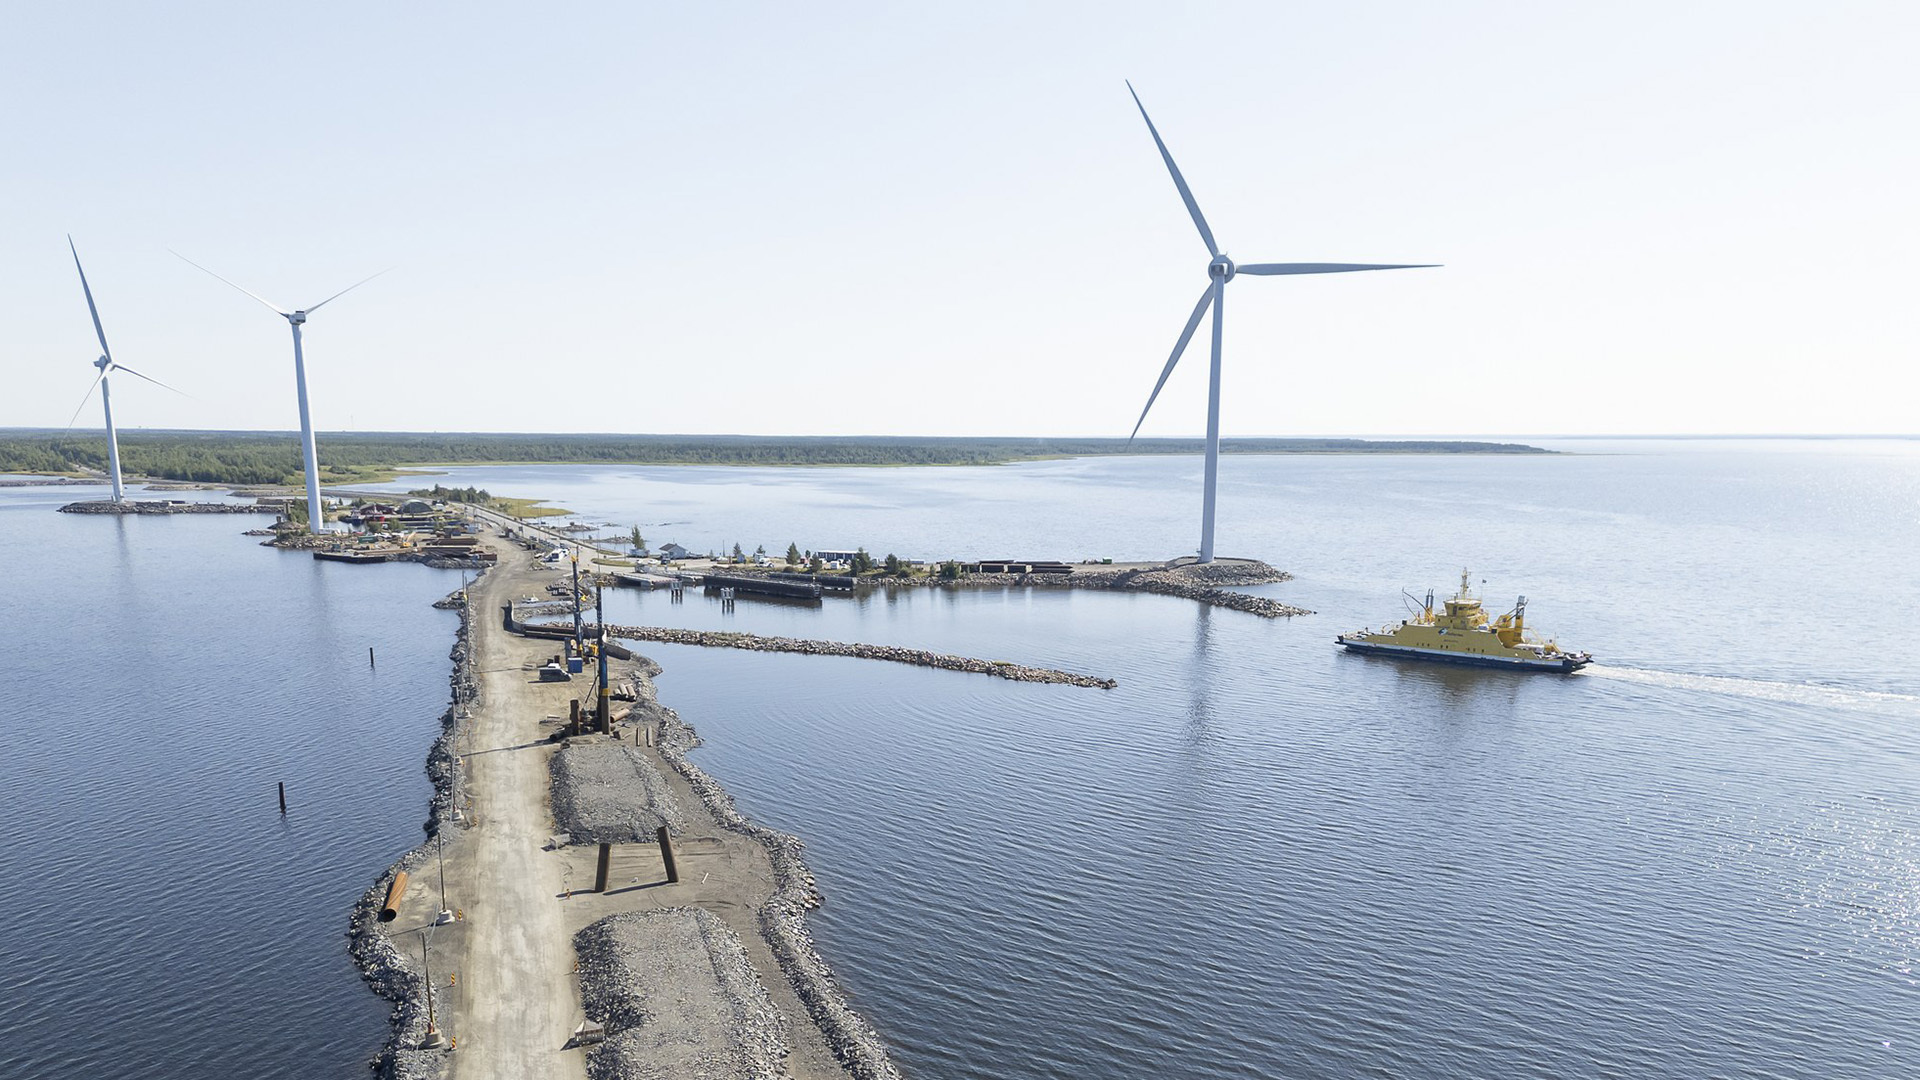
[551,624,1119,689]
[779,556,1315,618]
[58,499,276,515]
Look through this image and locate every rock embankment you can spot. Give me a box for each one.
[1109,561,1312,617]
[643,670,901,1080]
[0,476,104,487]
[730,556,1313,617]
[985,558,1312,617]
[346,570,483,1080]
[550,738,685,844]
[575,908,790,1080]
[58,499,275,514]
[559,624,1117,689]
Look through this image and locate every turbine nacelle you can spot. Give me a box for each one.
[1124,82,1436,563]
[95,355,112,372]
[172,251,387,535]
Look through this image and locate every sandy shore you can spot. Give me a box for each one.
[352,529,896,1079]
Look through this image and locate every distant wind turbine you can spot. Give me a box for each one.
[66,237,185,502]
[174,251,388,534]
[1123,82,1437,563]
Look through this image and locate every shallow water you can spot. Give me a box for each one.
[0,484,461,1079]
[371,440,1920,1078]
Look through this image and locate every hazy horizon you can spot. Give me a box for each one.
[6,3,1914,438]
[6,427,1915,444]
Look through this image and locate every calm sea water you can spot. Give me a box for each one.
[0,483,461,1079]
[369,441,1920,1079]
[4,440,1916,1079]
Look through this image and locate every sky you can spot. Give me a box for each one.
[3,2,1915,438]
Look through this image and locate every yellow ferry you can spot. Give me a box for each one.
[1336,571,1591,673]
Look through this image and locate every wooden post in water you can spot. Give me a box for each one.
[656,825,679,883]
[278,781,287,814]
[595,842,612,892]
[368,646,375,668]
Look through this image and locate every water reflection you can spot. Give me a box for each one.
[1182,604,1219,750]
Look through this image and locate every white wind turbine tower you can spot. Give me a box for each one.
[174,252,388,535]
[1123,82,1437,563]
[66,237,184,502]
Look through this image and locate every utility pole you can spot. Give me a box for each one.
[419,929,448,1049]
[595,580,611,734]
[434,829,453,925]
[570,547,584,650]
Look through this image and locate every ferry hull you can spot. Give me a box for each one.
[1336,638,1589,674]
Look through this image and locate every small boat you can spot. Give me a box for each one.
[1337,570,1591,673]
[313,548,392,564]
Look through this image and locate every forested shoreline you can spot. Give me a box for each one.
[0,430,1549,484]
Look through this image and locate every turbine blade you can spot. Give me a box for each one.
[1234,262,1441,276]
[67,236,114,364]
[111,363,188,397]
[1129,285,1215,442]
[65,370,105,431]
[303,267,392,314]
[1126,81,1218,258]
[171,250,289,315]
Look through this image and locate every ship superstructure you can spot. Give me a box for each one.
[1337,570,1591,673]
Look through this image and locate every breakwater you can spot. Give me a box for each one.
[543,623,1118,689]
[346,580,479,1080]
[644,666,903,1080]
[58,499,276,514]
[962,559,1312,616]
[730,557,1314,617]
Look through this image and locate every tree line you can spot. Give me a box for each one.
[0,430,1548,484]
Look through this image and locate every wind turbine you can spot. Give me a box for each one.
[174,252,387,534]
[66,237,183,502]
[1123,82,1437,563]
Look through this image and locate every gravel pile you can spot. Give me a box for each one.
[574,909,789,1080]
[550,739,684,843]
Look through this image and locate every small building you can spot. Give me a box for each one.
[814,550,859,563]
[965,559,1071,574]
[658,543,694,561]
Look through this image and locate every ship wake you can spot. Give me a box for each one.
[1583,664,1920,712]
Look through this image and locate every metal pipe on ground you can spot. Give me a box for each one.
[380,871,409,922]
[656,825,679,884]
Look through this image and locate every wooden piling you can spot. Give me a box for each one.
[656,825,679,883]
[369,646,375,668]
[569,699,580,735]
[278,781,287,814]
[595,842,612,892]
